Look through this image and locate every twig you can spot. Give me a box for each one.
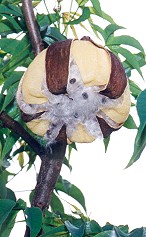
[22,0,44,56]
[0,111,45,157]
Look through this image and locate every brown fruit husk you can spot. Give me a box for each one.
[45,39,72,94]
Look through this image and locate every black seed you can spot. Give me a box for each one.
[70,78,76,84]
[47,130,51,136]
[102,97,107,104]
[52,123,57,128]
[82,92,88,99]
[74,113,79,118]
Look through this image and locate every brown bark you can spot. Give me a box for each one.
[22,0,44,56]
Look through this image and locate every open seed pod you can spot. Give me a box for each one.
[16,36,131,144]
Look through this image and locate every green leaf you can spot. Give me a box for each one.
[114,226,145,237]
[7,3,22,16]
[63,157,72,171]
[104,24,125,42]
[103,136,110,152]
[91,24,106,40]
[65,221,85,237]
[123,115,137,129]
[0,199,16,225]
[126,125,146,168]
[0,205,19,237]
[0,176,7,199]
[0,21,14,35]
[75,0,89,7]
[0,38,30,74]
[85,220,102,235]
[1,132,19,161]
[41,225,67,237]
[25,207,42,237]
[48,27,66,41]
[89,7,115,23]
[6,188,16,202]
[0,38,20,54]
[2,14,22,33]
[110,46,143,77]
[17,153,24,168]
[0,4,22,17]
[129,80,142,99]
[137,89,146,131]
[50,192,64,213]
[68,142,77,160]
[94,230,116,237]
[126,90,146,168]
[106,35,145,53]
[114,226,127,237]
[56,178,86,212]
[1,81,19,111]
[90,0,102,16]
[37,13,60,27]
[2,71,23,93]
[66,7,90,25]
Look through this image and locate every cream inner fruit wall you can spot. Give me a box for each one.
[16,38,131,143]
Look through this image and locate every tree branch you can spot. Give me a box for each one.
[0,111,45,157]
[32,141,66,211]
[21,1,67,236]
[22,0,44,56]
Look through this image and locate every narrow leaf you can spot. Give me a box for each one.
[110,46,143,77]
[3,14,22,32]
[25,207,42,237]
[0,176,7,199]
[0,199,16,225]
[106,35,145,53]
[56,178,86,212]
[0,4,22,17]
[75,0,89,7]
[90,0,102,16]
[0,38,20,54]
[50,192,64,213]
[1,82,19,111]
[89,7,115,23]
[126,93,146,168]
[91,24,106,40]
[2,71,23,93]
[17,153,24,168]
[66,7,90,25]
[137,89,146,129]
[104,24,125,41]
[129,80,142,99]
[1,132,19,161]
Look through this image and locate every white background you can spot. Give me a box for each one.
[9,0,146,236]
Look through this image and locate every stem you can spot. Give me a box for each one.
[22,0,44,56]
